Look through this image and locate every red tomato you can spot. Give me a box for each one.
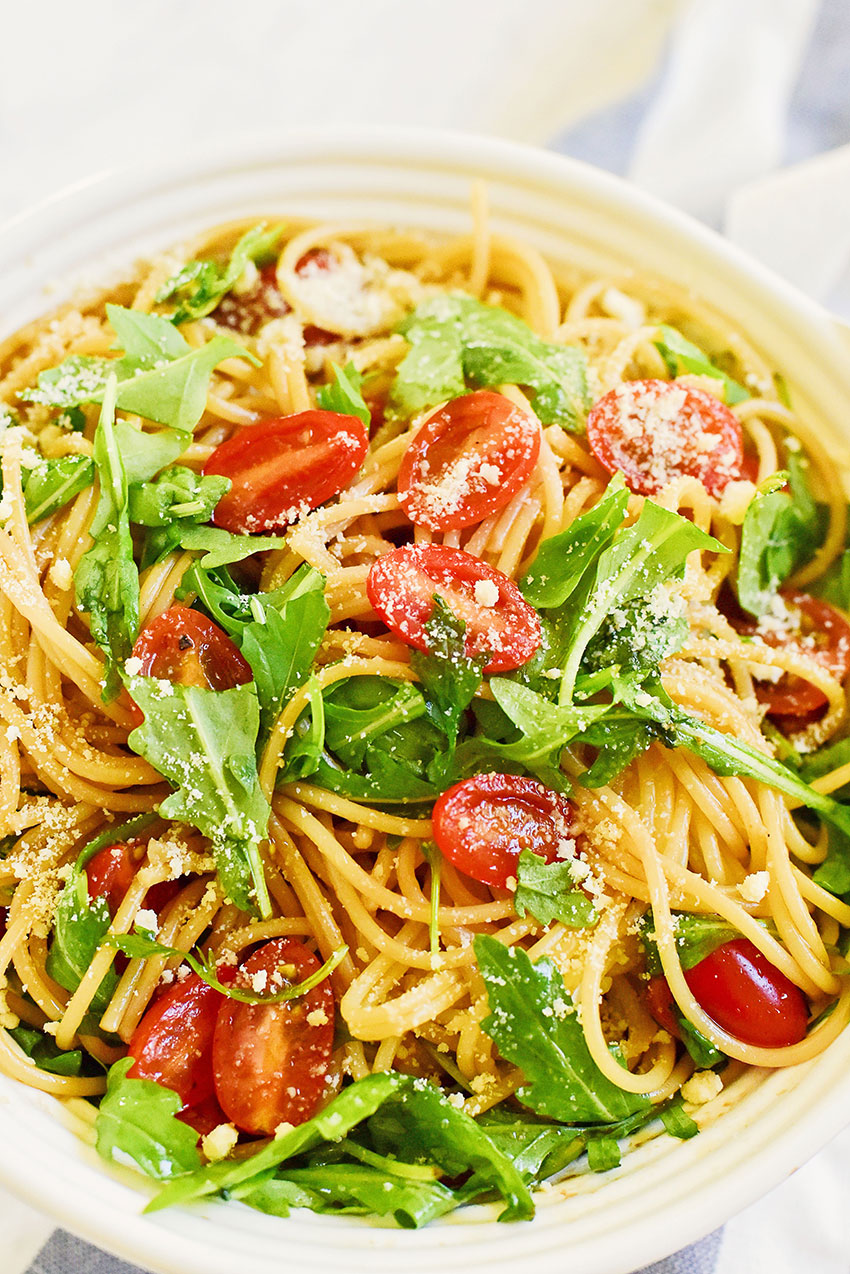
[586,379,744,497]
[213,263,290,335]
[685,938,809,1048]
[176,1092,229,1139]
[646,939,809,1050]
[203,410,369,535]
[212,938,335,1136]
[366,543,541,673]
[432,773,577,889]
[397,391,541,531]
[131,605,252,693]
[86,841,182,916]
[732,590,850,718]
[646,976,681,1038]
[128,974,224,1106]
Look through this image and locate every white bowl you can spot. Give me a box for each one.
[2,128,850,1274]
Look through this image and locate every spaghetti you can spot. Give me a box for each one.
[1,194,849,1224]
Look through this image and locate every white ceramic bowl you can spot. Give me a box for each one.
[2,128,850,1274]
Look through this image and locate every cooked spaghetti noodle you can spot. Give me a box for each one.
[1,192,849,1222]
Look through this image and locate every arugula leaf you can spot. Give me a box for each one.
[156,223,283,324]
[281,676,326,783]
[173,525,288,568]
[316,362,371,427]
[737,454,826,616]
[391,296,590,429]
[21,305,256,433]
[639,910,741,977]
[323,677,427,768]
[520,475,629,609]
[74,380,138,698]
[813,824,850,898]
[21,455,94,523]
[410,597,485,747]
[575,708,657,787]
[367,1077,533,1222]
[513,848,597,928]
[238,1165,458,1228]
[586,1137,621,1172]
[558,501,724,701]
[8,1025,83,1076]
[96,1058,202,1180]
[129,464,229,527]
[106,928,347,1004]
[147,1072,410,1211]
[659,1097,699,1140]
[239,587,330,741]
[46,866,117,1019]
[124,675,271,917]
[420,841,441,955]
[654,326,749,405]
[475,936,649,1122]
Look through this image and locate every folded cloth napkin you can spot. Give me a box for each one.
[3,1,850,1272]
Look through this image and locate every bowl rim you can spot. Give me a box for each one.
[1,124,849,1274]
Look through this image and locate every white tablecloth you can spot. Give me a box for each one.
[3,1,850,1270]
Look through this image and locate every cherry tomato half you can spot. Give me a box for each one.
[203,410,369,535]
[647,938,809,1050]
[397,391,541,531]
[213,263,290,335]
[86,841,182,916]
[366,543,541,673]
[128,973,224,1107]
[212,938,335,1136]
[131,605,252,693]
[176,1092,229,1138]
[432,773,577,889]
[732,589,850,718]
[587,379,745,497]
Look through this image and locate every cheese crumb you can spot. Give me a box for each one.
[133,909,159,933]
[738,871,770,904]
[473,579,499,608]
[306,1007,329,1027]
[201,1123,239,1162]
[681,1070,723,1105]
[48,558,73,590]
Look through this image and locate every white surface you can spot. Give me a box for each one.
[2,130,850,1274]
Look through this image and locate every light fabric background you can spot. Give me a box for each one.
[2,1,849,1270]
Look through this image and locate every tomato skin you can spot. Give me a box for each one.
[132,605,252,693]
[737,590,850,718]
[647,939,809,1049]
[646,976,681,1038]
[432,773,577,889]
[203,410,369,535]
[86,841,182,916]
[212,938,335,1136]
[176,1092,229,1139]
[366,543,542,673]
[128,974,224,1107]
[397,391,541,531]
[587,379,744,497]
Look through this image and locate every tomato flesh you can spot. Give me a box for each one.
[132,605,252,693]
[587,379,745,497]
[212,938,335,1135]
[367,543,541,673]
[203,410,369,535]
[86,841,182,916]
[128,973,224,1107]
[646,938,808,1050]
[432,773,577,889]
[397,391,541,531]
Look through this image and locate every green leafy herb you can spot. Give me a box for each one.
[520,475,629,609]
[236,1165,458,1229]
[410,597,485,747]
[9,1025,83,1077]
[96,1057,202,1180]
[420,841,441,955]
[124,675,272,917]
[156,223,284,324]
[586,1136,621,1172]
[106,928,347,1004]
[654,326,749,405]
[737,454,825,617]
[129,465,230,565]
[46,865,118,1019]
[639,910,740,976]
[316,362,371,427]
[21,455,94,523]
[475,935,649,1122]
[21,305,256,433]
[173,525,289,568]
[659,1096,699,1140]
[239,587,330,742]
[513,848,597,928]
[391,296,589,429]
